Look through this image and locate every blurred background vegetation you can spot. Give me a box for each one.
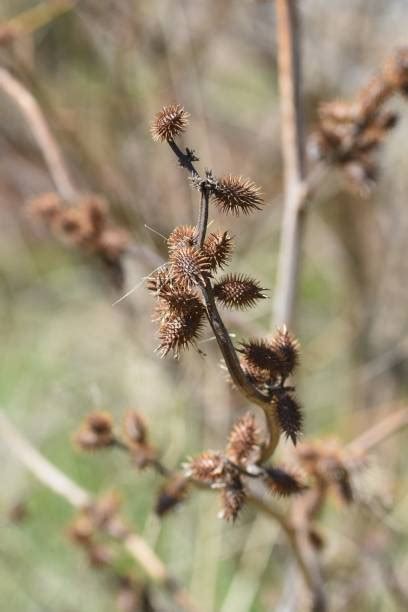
[0,1,408,610]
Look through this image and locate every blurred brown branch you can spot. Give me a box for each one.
[0,67,77,200]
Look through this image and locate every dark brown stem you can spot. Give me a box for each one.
[167,139,199,177]
[197,189,209,248]
[165,137,282,459]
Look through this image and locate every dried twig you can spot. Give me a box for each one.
[273,0,307,328]
[0,67,77,201]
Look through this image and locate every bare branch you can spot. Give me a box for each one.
[0,67,77,201]
[273,0,307,328]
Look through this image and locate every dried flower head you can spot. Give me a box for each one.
[220,479,246,522]
[203,231,234,271]
[157,303,205,356]
[68,514,94,545]
[123,411,147,446]
[167,225,197,251]
[157,288,204,319]
[146,266,171,295]
[214,274,266,310]
[26,192,63,224]
[226,413,261,466]
[239,339,281,379]
[97,228,129,263]
[169,246,211,290]
[74,411,114,450]
[263,466,306,497]
[275,394,303,445]
[184,451,225,483]
[150,104,190,142]
[52,207,95,248]
[155,475,189,516]
[212,175,263,215]
[383,47,408,94]
[270,326,300,378]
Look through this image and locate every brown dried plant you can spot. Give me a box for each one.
[310,47,408,196]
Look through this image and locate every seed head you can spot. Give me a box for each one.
[123,411,147,446]
[167,225,197,252]
[97,228,130,263]
[203,231,233,271]
[170,246,212,290]
[26,192,63,224]
[157,303,205,356]
[275,394,303,445]
[150,104,190,142]
[226,412,261,466]
[212,175,263,215]
[239,339,281,378]
[146,266,171,295]
[270,326,300,378]
[184,451,225,483]
[263,466,306,497]
[220,479,246,522]
[74,411,114,451]
[158,288,204,318]
[155,475,189,516]
[214,274,266,310]
[383,47,408,94]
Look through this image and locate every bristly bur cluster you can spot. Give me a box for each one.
[144,104,307,519]
[26,192,130,287]
[310,47,408,196]
[185,412,305,521]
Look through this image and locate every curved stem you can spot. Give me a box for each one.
[0,67,77,201]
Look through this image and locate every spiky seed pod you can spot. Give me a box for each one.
[146,267,171,295]
[318,100,360,123]
[97,228,130,263]
[26,192,63,224]
[184,451,225,483]
[320,456,354,504]
[150,104,190,142]
[275,394,303,445]
[74,411,114,450]
[155,475,189,517]
[158,288,204,318]
[357,76,393,118]
[226,413,261,466]
[241,358,271,387]
[78,194,108,239]
[263,466,306,497]
[52,206,95,248]
[157,303,205,356]
[214,274,266,310]
[270,326,300,378]
[383,47,408,94]
[167,225,197,252]
[220,478,246,522]
[239,339,281,378]
[203,231,234,271]
[123,411,147,446]
[68,514,94,545]
[212,175,263,215]
[170,246,212,290]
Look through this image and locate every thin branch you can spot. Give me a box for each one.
[247,487,327,612]
[0,67,77,201]
[346,406,408,456]
[273,0,307,328]
[0,412,198,612]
